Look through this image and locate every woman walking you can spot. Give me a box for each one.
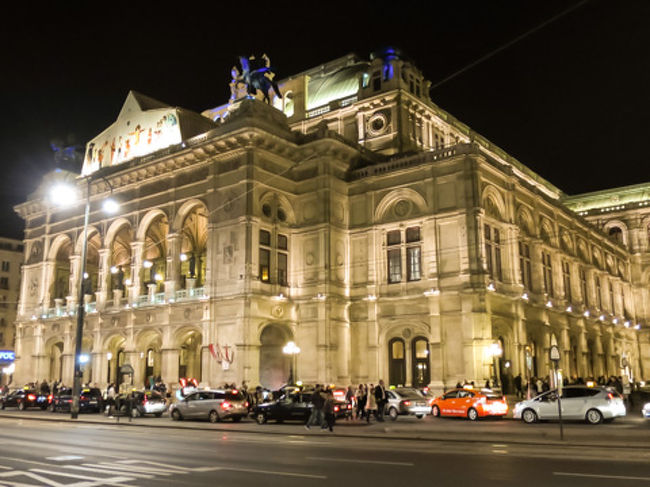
[365,384,377,423]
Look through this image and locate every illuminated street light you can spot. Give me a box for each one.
[49,175,120,419]
[283,341,301,385]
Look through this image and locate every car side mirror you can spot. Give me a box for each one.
[549,393,558,401]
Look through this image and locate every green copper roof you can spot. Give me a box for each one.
[563,181,650,211]
[306,64,366,110]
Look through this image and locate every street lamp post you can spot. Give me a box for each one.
[50,175,118,419]
[282,341,300,385]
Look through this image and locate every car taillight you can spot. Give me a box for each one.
[27,394,36,401]
[334,405,340,412]
[244,401,249,408]
[143,396,148,404]
[221,401,231,410]
[402,400,411,406]
[607,392,614,400]
[47,395,53,402]
[347,404,352,410]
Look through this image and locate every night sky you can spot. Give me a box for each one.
[1,1,648,239]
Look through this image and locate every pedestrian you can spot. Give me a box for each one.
[514,374,523,399]
[305,384,324,430]
[365,384,377,422]
[345,385,355,420]
[40,379,50,395]
[374,379,387,421]
[323,389,335,432]
[355,384,366,420]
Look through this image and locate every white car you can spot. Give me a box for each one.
[513,386,626,424]
[642,402,650,419]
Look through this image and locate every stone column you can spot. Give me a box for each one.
[161,348,180,391]
[96,248,110,310]
[69,254,81,307]
[165,233,182,299]
[336,321,351,384]
[129,241,145,302]
[41,260,57,312]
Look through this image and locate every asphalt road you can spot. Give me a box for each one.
[0,418,649,486]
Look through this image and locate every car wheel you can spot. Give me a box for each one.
[467,408,478,421]
[171,409,182,421]
[416,414,424,419]
[585,408,603,425]
[18,401,25,411]
[388,407,398,421]
[232,416,242,423]
[154,412,162,418]
[522,409,537,424]
[209,410,219,423]
[256,412,267,425]
[432,405,440,417]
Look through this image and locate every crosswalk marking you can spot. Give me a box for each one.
[64,465,155,479]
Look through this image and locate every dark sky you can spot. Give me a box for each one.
[1,1,648,239]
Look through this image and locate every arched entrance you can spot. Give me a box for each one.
[48,341,64,381]
[142,214,168,294]
[51,240,72,304]
[388,338,406,387]
[259,324,291,390]
[137,331,162,387]
[109,224,132,292]
[178,330,202,381]
[411,337,430,387]
[180,206,208,288]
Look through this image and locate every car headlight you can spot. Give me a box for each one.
[643,403,650,412]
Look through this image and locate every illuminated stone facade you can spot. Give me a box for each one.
[13,52,649,393]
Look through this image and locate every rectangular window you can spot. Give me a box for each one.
[1,261,8,272]
[0,278,8,290]
[278,253,288,286]
[580,268,589,306]
[609,280,615,313]
[387,230,401,246]
[562,261,572,303]
[259,229,271,247]
[519,242,532,289]
[406,227,420,243]
[388,249,402,284]
[542,252,553,297]
[484,225,502,281]
[595,276,602,309]
[259,249,270,283]
[407,247,421,281]
[277,234,288,251]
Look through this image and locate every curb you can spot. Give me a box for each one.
[1,413,648,450]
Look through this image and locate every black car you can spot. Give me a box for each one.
[253,390,350,424]
[49,387,103,413]
[1,388,49,410]
[112,390,167,417]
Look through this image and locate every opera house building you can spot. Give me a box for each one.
[12,50,650,392]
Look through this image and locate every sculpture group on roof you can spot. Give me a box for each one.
[230,53,282,104]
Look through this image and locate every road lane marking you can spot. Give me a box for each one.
[116,459,192,472]
[0,465,11,470]
[554,472,650,481]
[65,465,156,479]
[306,456,414,466]
[30,467,136,483]
[95,463,175,475]
[46,455,84,461]
[196,466,326,479]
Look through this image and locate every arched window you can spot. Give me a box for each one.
[608,226,624,245]
[411,337,430,387]
[388,338,406,387]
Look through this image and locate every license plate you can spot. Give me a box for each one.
[89,400,97,404]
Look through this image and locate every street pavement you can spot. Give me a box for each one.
[0,416,649,486]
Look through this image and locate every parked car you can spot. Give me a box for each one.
[642,402,650,419]
[513,386,626,424]
[253,389,350,424]
[385,387,432,420]
[49,387,103,413]
[114,390,167,417]
[431,387,508,420]
[0,388,49,410]
[170,389,247,422]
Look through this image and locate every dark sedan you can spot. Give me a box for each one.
[49,387,103,413]
[253,390,350,424]
[1,388,49,410]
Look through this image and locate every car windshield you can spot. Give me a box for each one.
[226,391,245,401]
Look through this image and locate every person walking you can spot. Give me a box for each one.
[355,384,366,420]
[305,384,324,430]
[322,389,335,432]
[514,374,523,399]
[374,379,387,422]
[365,384,377,423]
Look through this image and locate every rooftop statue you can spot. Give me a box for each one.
[230,53,282,104]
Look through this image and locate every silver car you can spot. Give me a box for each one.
[385,387,432,420]
[642,402,650,419]
[169,389,248,423]
[513,386,626,424]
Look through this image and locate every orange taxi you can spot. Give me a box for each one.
[431,387,508,421]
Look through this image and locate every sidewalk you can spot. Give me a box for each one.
[1,409,648,449]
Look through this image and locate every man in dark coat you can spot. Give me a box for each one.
[374,380,387,421]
